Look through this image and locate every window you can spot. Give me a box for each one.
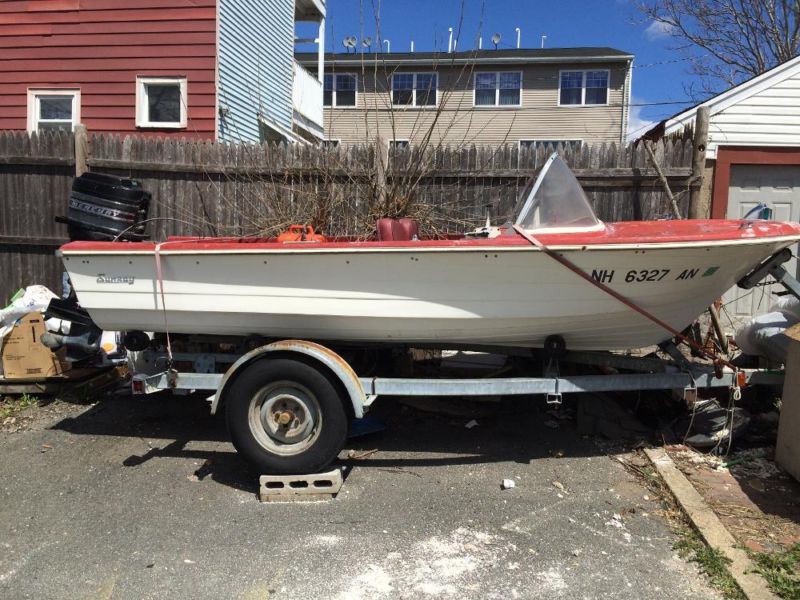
[392,73,437,107]
[559,70,609,106]
[389,139,410,150]
[136,76,187,128]
[324,73,357,107]
[519,140,582,152]
[322,139,340,149]
[27,89,80,133]
[474,72,521,107]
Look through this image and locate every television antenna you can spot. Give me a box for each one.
[491,32,501,49]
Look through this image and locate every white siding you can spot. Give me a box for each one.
[662,57,800,158]
[706,73,800,156]
[218,0,295,143]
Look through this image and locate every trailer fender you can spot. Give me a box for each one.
[210,340,366,418]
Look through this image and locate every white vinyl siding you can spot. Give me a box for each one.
[218,0,295,143]
[662,59,800,159]
[321,61,628,146]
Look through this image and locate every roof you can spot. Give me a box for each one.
[641,54,800,142]
[295,47,633,67]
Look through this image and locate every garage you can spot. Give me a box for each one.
[724,163,800,325]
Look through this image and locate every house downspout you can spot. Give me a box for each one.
[621,58,632,144]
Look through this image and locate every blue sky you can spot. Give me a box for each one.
[299,0,702,138]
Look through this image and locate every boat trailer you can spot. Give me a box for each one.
[124,247,797,473]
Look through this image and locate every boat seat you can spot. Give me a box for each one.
[376,218,419,241]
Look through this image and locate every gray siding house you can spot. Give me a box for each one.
[219,0,326,143]
[296,47,633,148]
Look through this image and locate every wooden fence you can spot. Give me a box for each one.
[0,129,697,304]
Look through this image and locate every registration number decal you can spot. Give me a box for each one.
[590,267,720,284]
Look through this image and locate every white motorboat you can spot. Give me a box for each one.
[58,155,800,351]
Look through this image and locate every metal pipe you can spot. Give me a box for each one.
[478,36,482,49]
[541,34,547,48]
[383,39,390,53]
[515,27,521,48]
[448,27,453,52]
[410,40,414,52]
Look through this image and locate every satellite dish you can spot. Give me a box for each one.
[362,37,372,48]
[343,36,357,50]
[491,32,502,48]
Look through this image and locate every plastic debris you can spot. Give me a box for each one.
[465,419,479,429]
[501,479,516,490]
[552,481,566,492]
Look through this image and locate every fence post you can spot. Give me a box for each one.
[688,106,710,219]
[74,124,89,177]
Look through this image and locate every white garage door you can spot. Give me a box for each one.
[722,164,800,331]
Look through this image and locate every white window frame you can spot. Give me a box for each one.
[391,72,438,108]
[27,89,81,133]
[557,69,610,107]
[136,76,187,128]
[324,73,358,108]
[472,71,523,108]
[518,139,583,151]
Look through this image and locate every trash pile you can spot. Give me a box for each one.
[0,285,120,381]
[735,295,800,363]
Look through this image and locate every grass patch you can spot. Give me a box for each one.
[673,526,745,599]
[0,393,40,420]
[750,544,800,599]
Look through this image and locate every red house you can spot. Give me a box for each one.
[0,0,326,142]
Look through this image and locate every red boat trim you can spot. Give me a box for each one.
[58,220,800,254]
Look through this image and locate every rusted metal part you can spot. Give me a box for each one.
[210,339,367,418]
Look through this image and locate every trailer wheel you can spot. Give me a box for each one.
[225,358,348,474]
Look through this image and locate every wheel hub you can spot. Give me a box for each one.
[259,389,317,445]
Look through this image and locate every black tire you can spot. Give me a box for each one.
[225,358,348,474]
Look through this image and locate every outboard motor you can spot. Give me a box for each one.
[41,298,103,363]
[56,172,150,241]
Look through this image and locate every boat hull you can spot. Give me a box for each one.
[59,232,798,350]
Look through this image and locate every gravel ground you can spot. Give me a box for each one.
[0,391,720,599]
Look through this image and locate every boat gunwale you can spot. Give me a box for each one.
[58,234,800,257]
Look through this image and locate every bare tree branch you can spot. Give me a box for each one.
[637,0,799,97]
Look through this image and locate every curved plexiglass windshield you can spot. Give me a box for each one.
[514,153,602,231]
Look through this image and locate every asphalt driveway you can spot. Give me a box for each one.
[0,391,719,599]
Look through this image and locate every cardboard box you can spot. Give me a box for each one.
[0,312,71,380]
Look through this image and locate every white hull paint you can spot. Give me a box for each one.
[60,236,796,350]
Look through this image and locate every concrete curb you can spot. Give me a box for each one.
[644,447,779,600]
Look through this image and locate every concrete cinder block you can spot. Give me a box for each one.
[259,468,343,503]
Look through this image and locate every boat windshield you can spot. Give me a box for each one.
[514,153,603,231]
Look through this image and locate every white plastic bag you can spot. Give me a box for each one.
[0,285,58,339]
